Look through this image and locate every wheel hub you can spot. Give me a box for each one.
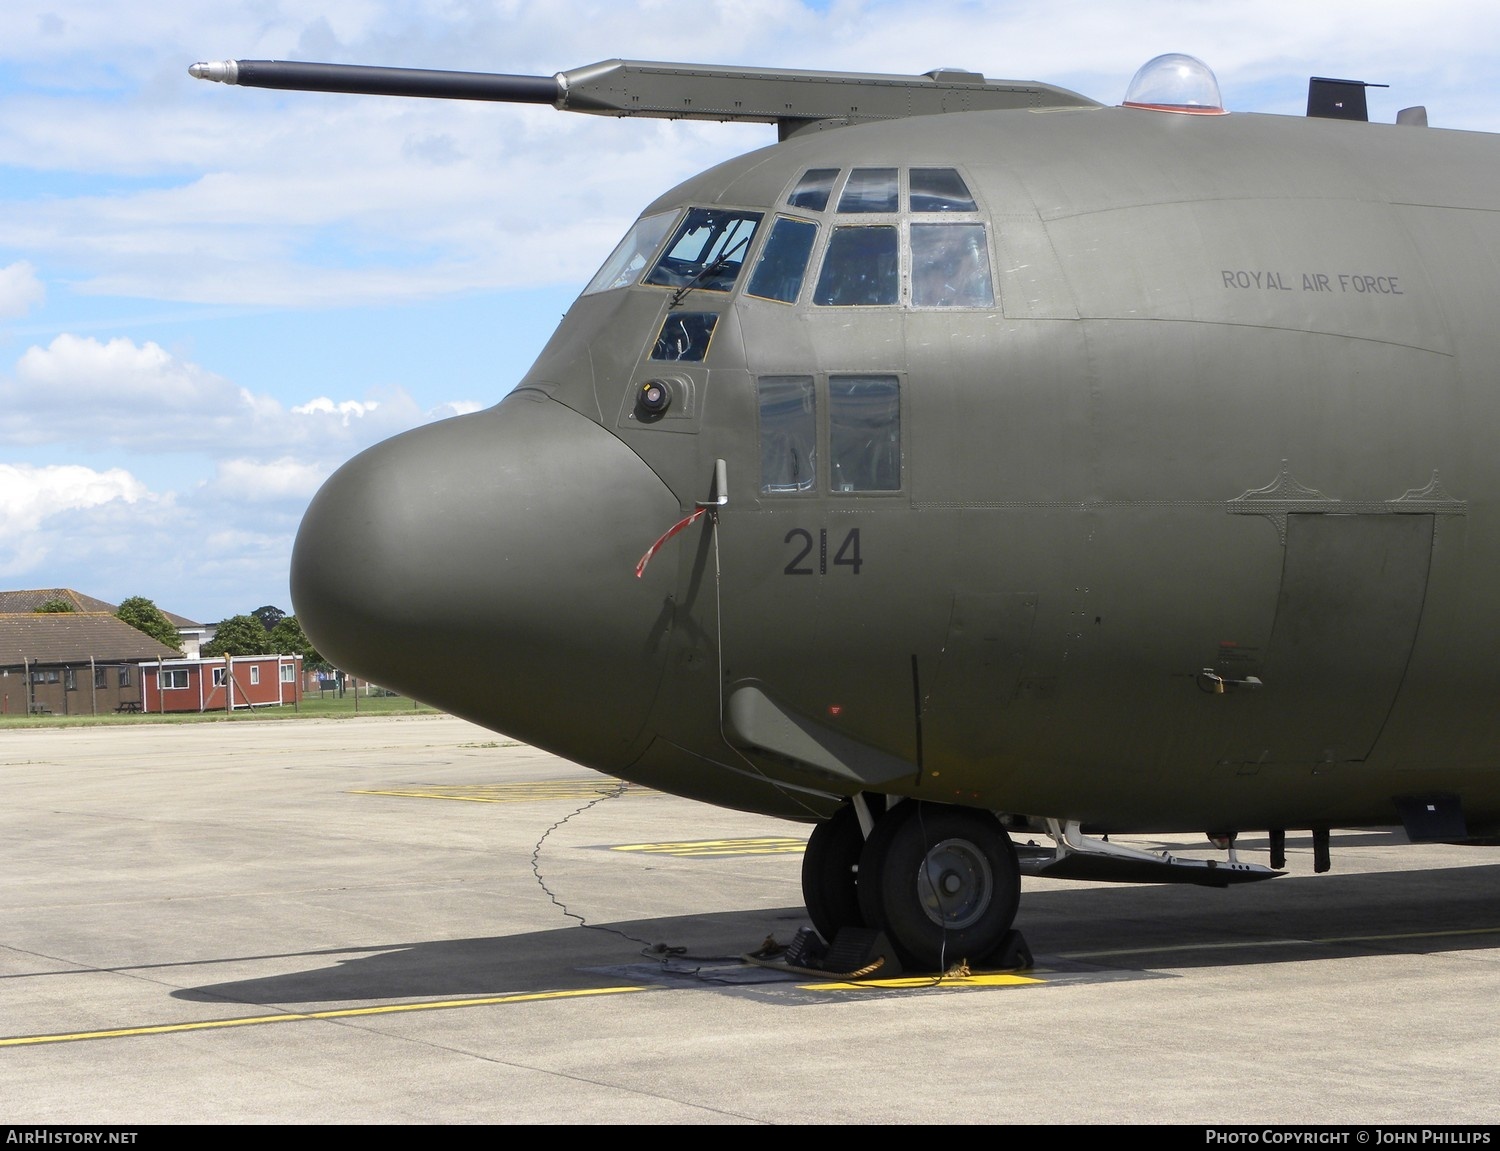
[916,837,994,930]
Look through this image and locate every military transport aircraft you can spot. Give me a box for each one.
[193,52,1500,973]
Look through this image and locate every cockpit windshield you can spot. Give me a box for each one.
[645,208,763,293]
[582,210,678,295]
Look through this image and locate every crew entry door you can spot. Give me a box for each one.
[1227,512,1432,765]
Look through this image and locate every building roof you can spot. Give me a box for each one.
[0,588,118,614]
[0,589,202,629]
[0,613,182,666]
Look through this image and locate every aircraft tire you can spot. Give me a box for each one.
[857,802,1020,972]
[801,803,867,943]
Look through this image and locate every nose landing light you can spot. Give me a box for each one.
[636,378,673,419]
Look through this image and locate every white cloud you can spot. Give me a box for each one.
[0,452,309,617]
[291,397,380,423]
[209,457,331,502]
[1,334,465,455]
[0,262,44,319]
[0,463,151,575]
[0,462,148,533]
[0,478,299,619]
[16,332,235,408]
[3,2,1497,308]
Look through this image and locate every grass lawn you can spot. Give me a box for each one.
[0,691,443,728]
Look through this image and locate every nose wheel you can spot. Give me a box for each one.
[855,802,1020,971]
[801,803,868,944]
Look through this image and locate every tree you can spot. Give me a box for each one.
[36,598,75,613]
[251,604,286,632]
[116,596,184,654]
[203,614,272,657]
[267,615,326,669]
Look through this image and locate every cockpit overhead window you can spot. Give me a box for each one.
[911,223,994,307]
[787,168,840,212]
[814,225,899,306]
[644,209,763,293]
[910,168,977,212]
[746,217,818,304]
[837,168,900,213]
[582,210,678,295]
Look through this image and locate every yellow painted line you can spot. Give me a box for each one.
[1063,924,1500,961]
[0,985,650,1048]
[612,837,806,858]
[806,973,1044,990]
[352,781,649,803]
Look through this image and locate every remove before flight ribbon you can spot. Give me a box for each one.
[635,507,706,579]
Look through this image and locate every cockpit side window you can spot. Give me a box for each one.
[837,168,900,213]
[787,169,840,212]
[829,375,901,492]
[814,226,899,306]
[746,217,818,304]
[645,209,763,293]
[583,211,678,295]
[758,376,817,494]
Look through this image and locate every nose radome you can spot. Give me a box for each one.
[291,390,681,771]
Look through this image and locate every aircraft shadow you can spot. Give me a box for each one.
[172,861,1500,1006]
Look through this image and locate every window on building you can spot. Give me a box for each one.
[281,663,296,683]
[212,667,227,687]
[162,669,188,690]
[250,666,260,686]
[95,667,107,689]
[118,666,131,688]
[64,668,77,691]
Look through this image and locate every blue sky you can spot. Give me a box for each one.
[3,0,1499,625]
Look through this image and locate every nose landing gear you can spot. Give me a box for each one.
[801,798,1024,973]
[800,802,867,945]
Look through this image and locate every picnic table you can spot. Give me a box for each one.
[114,701,142,713]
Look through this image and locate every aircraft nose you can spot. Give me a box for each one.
[291,390,681,769]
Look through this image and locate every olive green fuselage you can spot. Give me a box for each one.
[295,102,1500,839]
[509,106,1500,833]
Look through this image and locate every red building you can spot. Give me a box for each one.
[0,609,180,715]
[140,655,304,713]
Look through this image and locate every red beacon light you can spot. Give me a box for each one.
[1122,53,1227,115]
